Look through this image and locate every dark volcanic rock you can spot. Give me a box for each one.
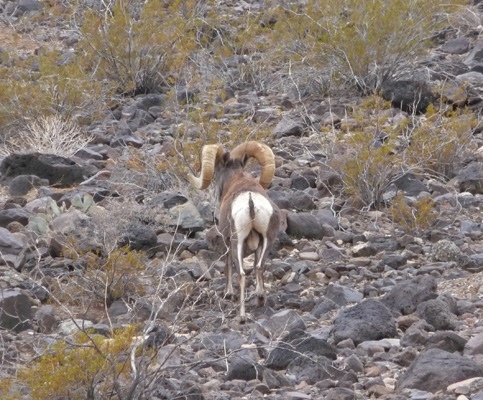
[118,224,158,251]
[325,283,363,306]
[258,310,306,338]
[458,162,483,194]
[332,299,397,345]
[0,208,34,228]
[273,118,304,138]
[0,227,24,255]
[398,348,483,393]
[265,328,337,370]
[310,297,339,318]
[226,349,262,381]
[0,153,88,187]
[416,299,458,330]
[382,80,434,114]
[393,173,428,197]
[0,289,32,332]
[286,212,336,239]
[382,275,437,315]
[426,331,467,353]
[442,37,470,54]
[286,354,344,385]
[9,174,49,196]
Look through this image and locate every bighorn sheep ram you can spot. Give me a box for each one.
[188,141,280,322]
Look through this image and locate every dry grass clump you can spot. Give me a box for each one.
[2,114,94,157]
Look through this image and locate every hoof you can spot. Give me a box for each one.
[256,294,265,307]
[239,315,247,324]
[224,291,237,300]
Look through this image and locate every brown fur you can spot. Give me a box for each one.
[216,165,280,322]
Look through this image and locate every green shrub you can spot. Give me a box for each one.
[83,247,147,306]
[329,96,403,209]
[390,193,437,234]
[78,0,203,94]
[406,105,476,178]
[275,0,468,93]
[328,95,476,209]
[17,326,137,400]
[0,50,103,132]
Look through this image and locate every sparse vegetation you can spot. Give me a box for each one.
[1,0,482,399]
[78,0,203,95]
[327,95,477,209]
[275,0,468,93]
[18,326,137,400]
[390,193,438,234]
[2,114,94,157]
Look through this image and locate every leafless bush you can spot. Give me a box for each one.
[2,114,94,157]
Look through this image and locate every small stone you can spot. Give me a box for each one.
[299,251,320,261]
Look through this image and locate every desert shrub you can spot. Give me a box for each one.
[78,0,204,95]
[275,0,468,93]
[328,95,476,209]
[405,105,477,178]
[329,96,405,209]
[0,378,17,400]
[17,325,137,400]
[56,243,148,307]
[112,146,176,193]
[2,114,94,157]
[390,193,437,234]
[0,50,104,132]
[79,247,147,306]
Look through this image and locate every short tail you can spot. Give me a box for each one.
[249,192,255,220]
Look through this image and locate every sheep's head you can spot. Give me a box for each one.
[188,141,276,190]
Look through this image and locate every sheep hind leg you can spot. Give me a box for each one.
[255,235,270,307]
[233,237,247,323]
[224,249,235,299]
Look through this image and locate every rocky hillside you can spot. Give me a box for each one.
[0,0,483,399]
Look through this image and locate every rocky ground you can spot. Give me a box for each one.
[1,0,483,399]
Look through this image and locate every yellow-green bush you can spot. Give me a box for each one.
[0,50,103,131]
[328,95,476,209]
[390,193,437,234]
[78,0,202,94]
[57,245,147,307]
[329,96,402,209]
[17,326,137,400]
[275,0,468,93]
[406,105,477,178]
[84,247,147,305]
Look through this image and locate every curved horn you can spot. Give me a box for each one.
[231,141,275,189]
[188,144,224,189]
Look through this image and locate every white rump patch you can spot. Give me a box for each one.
[231,191,273,236]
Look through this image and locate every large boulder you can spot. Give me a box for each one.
[416,299,458,330]
[0,208,34,228]
[381,80,434,114]
[0,289,32,332]
[0,153,89,187]
[331,299,397,345]
[382,275,437,315]
[286,212,336,239]
[265,328,337,370]
[398,348,483,393]
[9,174,49,196]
